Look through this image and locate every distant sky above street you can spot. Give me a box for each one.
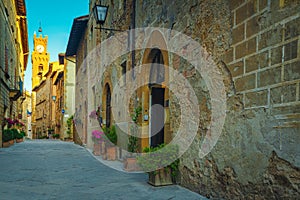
[24,0,88,92]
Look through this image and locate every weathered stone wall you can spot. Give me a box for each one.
[74,25,89,146]
[88,0,300,198]
[35,77,52,137]
[135,0,300,199]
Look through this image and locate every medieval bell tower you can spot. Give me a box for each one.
[31,29,50,137]
[31,31,50,90]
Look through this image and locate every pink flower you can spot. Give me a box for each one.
[5,118,15,125]
[89,110,98,119]
[92,130,105,143]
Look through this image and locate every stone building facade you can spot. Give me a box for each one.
[53,64,64,139]
[21,90,32,138]
[66,15,90,146]
[63,55,76,140]
[34,71,51,138]
[70,0,300,198]
[0,0,29,147]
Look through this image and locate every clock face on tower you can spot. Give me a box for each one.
[36,44,45,53]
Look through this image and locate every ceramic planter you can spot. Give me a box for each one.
[148,167,173,186]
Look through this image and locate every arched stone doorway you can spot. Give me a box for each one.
[149,48,165,147]
[139,30,170,149]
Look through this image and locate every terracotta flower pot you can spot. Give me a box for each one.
[16,138,24,143]
[124,157,141,172]
[106,146,117,160]
[93,143,101,156]
[100,141,106,156]
[2,141,11,148]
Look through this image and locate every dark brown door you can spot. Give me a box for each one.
[106,84,111,128]
[150,88,165,147]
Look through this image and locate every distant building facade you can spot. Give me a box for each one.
[65,15,89,145]
[63,55,76,140]
[21,90,32,138]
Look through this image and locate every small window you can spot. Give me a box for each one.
[38,64,43,72]
[59,54,64,65]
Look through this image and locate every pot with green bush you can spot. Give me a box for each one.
[2,129,13,147]
[103,125,118,160]
[137,143,180,186]
[124,106,142,171]
[10,129,19,144]
[16,131,24,143]
[53,134,60,139]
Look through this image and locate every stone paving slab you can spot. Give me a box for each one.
[0,140,207,200]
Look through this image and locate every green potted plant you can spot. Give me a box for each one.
[124,106,142,171]
[103,125,118,160]
[16,131,24,143]
[53,133,60,139]
[137,143,180,186]
[2,129,13,147]
[10,128,19,144]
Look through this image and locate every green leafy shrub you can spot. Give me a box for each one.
[66,115,73,136]
[128,106,142,153]
[53,134,60,139]
[2,129,13,142]
[20,130,26,137]
[38,135,48,139]
[137,143,180,177]
[16,132,23,139]
[103,125,117,145]
[10,129,19,139]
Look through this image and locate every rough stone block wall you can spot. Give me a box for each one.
[92,0,300,199]
[179,0,300,199]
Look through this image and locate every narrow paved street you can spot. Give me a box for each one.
[0,140,206,200]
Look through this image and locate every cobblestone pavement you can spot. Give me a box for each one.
[0,140,207,200]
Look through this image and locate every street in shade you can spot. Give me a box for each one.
[0,140,207,200]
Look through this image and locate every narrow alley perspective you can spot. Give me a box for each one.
[0,0,299,199]
[0,140,206,199]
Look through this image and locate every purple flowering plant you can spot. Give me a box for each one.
[89,110,98,119]
[5,118,15,125]
[92,130,105,144]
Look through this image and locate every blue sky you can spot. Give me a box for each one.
[24,0,89,91]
